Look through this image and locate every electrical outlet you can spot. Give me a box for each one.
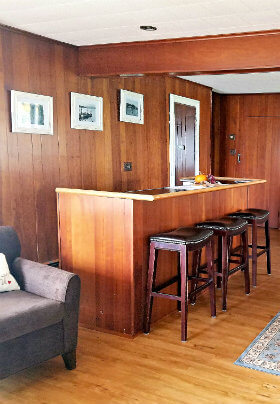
[124,162,132,171]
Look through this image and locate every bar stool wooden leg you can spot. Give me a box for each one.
[251,220,258,287]
[217,236,222,289]
[144,243,158,334]
[221,235,229,311]
[228,236,233,260]
[206,240,216,318]
[239,234,244,266]
[265,219,271,275]
[177,251,181,311]
[227,235,233,272]
[190,250,201,305]
[180,245,188,342]
[241,229,250,295]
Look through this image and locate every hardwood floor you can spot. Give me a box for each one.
[1,228,280,404]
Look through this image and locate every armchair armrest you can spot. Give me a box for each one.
[12,257,79,302]
[12,258,81,353]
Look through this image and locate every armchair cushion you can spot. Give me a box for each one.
[0,290,64,344]
[0,253,20,293]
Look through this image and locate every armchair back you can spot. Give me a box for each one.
[0,227,21,269]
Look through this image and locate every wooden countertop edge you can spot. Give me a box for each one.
[152,179,266,200]
[56,179,266,201]
[55,188,155,201]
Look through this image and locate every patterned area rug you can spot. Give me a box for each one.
[235,312,280,376]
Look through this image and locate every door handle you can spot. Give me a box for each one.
[237,153,241,164]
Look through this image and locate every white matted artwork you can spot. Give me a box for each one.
[120,89,144,124]
[71,92,103,131]
[11,90,53,135]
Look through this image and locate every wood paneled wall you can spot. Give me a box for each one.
[212,93,222,176]
[0,28,212,263]
[213,93,280,228]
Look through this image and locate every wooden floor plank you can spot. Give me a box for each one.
[1,228,280,403]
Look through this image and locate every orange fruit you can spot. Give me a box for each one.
[195,173,207,183]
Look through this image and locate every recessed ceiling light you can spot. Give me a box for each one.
[140,25,157,31]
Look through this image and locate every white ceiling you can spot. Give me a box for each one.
[0,0,280,46]
[178,72,280,94]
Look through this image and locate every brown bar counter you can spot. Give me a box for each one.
[56,178,265,337]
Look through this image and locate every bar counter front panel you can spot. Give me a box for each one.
[56,179,265,337]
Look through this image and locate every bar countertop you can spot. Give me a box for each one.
[56,177,266,202]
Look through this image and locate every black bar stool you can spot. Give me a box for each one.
[196,217,249,311]
[228,209,271,287]
[144,227,216,342]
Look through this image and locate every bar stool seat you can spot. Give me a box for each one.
[196,217,249,311]
[228,209,271,286]
[196,217,248,235]
[145,226,216,342]
[150,227,214,248]
[229,209,269,221]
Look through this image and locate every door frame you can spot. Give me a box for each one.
[169,94,200,187]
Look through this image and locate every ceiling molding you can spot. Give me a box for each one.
[78,29,280,77]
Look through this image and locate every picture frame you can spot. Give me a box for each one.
[71,92,103,131]
[119,89,144,124]
[11,90,53,135]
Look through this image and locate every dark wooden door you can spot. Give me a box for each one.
[174,103,196,185]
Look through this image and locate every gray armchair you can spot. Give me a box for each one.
[0,226,81,380]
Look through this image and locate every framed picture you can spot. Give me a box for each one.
[119,89,144,124]
[11,90,53,135]
[71,92,103,131]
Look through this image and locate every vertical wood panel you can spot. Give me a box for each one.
[212,93,221,175]
[58,193,134,334]
[0,32,10,229]
[9,33,38,260]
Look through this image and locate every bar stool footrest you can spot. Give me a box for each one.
[228,263,247,276]
[189,280,214,297]
[230,246,242,255]
[151,291,180,300]
[248,244,267,249]
[249,249,268,259]
[154,275,179,292]
[229,259,243,264]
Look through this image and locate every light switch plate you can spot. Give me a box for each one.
[124,162,132,171]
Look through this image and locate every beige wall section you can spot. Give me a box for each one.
[0,28,212,263]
